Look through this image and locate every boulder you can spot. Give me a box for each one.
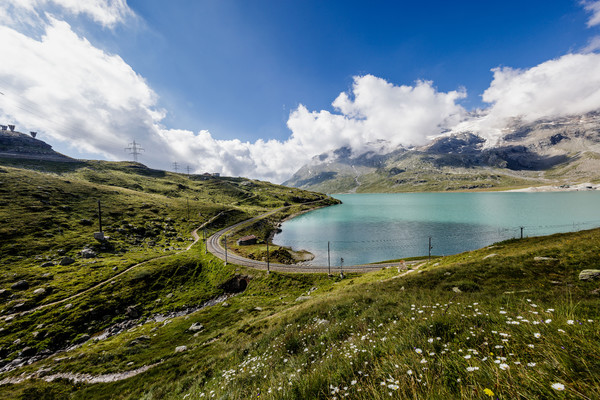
[534,256,557,262]
[33,288,46,296]
[579,269,600,282]
[174,345,187,353]
[126,305,140,319]
[59,257,75,266]
[80,248,97,259]
[189,322,204,332]
[40,262,54,268]
[11,280,29,290]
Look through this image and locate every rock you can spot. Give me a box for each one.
[19,347,36,357]
[59,257,75,266]
[80,248,97,258]
[40,262,54,268]
[0,289,9,297]
[33,288,46,296]
[444,272,452,276]
[221,302,230,307]
[174,345,187,353]
[126,305,140,319]
[534,256,557,261]
[11,280,29,290]
[74,334,90,344]
[64,303,73,310]
[189,322,204,332]
[452,286,462,293]
[579,269,600,282]
[253,307,263,311]
[295,295,311,302]
[56,249,65,256]
[41,273,52,279]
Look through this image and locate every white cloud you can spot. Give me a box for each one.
[451,53,600,143]
[287,75,467,156]
[583,35,600,52]
[583,0,600,27]
[0,18,165,162]
[1,0,133,28]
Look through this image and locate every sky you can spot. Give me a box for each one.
[1,1,600,182]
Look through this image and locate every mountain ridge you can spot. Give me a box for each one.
[284,111,600,193]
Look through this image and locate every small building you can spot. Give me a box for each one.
[237,235,257,246]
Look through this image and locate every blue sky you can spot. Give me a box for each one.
[1,1,600,182]
[121,0,591,141]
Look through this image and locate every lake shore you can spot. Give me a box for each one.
[504,182,599,192]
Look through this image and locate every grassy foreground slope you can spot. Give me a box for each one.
[0,193,598,400]
[0,161,335,375]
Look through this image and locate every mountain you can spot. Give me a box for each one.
[284,112,600,193]
[0,129,77,162]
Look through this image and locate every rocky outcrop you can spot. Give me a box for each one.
[0,131,78,162]
[579,269,600,281]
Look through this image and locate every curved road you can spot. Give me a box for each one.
[205,203,417,273]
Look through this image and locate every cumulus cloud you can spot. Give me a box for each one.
[288,76,467,155]
[451,53,600,143]
[583,0,600,27]
[1,0,133,28]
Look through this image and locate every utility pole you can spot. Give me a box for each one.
[520,226,524,239]
[97,200,103,233]
[266,240,270,273]
[172,162,179,173]
[328,241,331,275]
[186,165,192,175]
[340,257,344,278]
[428,237,433,261]
[125,140,144,162]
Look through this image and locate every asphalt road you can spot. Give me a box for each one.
[205,205,416,273]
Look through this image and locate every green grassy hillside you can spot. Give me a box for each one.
[0,160,599,399]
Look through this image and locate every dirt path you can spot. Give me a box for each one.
[2,213,225,322]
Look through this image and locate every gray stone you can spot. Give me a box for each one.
[126,305,140,319]
[33,288,46,296]
[0,289,9,297]
[534,256,557,261]
[11,280,29,290]
[174,345,187,353]
[80,248,96,259]
[40,262,54,268]
[59,257,75,266]
[295,295,311,302]
[579,269,600,282]
[189,322,204,332]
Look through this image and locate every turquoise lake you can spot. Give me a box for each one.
[273,192,600,266]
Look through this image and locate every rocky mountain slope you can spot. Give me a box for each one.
[284,112,600,193]
[0,130,77,162]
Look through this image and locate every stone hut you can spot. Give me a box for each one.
[237,235,258,246]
